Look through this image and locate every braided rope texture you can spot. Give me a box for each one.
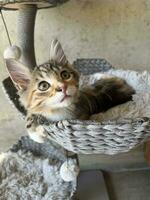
[39,117,150,155]
[74,58,113,75]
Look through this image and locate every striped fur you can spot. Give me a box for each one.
[20,61,80,121]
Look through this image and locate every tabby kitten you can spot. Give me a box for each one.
[5,39,135,143]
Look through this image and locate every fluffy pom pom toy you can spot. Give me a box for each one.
[3,45,21,60]
[60,159,80,182]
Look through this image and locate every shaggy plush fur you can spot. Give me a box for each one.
[0,150,76,200]
[82,69,150,121]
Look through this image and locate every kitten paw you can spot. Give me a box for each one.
[26,115,47,143]
[28,125,46,143]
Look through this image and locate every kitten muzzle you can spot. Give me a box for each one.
[56,84,67,93]
[59,84,71,102]
[60,94,71,102]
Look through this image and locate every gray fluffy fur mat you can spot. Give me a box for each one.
[0,137,76,200]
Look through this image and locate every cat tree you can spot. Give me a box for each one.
[1,1,150,199]
[1,0,150,168]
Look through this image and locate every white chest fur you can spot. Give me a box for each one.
[44,106,77,121]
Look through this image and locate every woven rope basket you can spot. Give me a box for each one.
[3,59,150,155]
[29,59,150,155]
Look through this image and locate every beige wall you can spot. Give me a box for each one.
[1,0,150,151]
[1,0,150,74]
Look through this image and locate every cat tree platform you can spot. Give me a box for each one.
[0,0,69,9]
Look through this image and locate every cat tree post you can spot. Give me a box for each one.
[17,5,37,68]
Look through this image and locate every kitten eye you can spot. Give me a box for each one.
[38,81,50,91]
[61,70,71,80]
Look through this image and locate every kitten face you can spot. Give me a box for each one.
[22,62,79,113]
[5,39,80,116]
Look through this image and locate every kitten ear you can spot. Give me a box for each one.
[50,39,68,66]
[5,59,31,90]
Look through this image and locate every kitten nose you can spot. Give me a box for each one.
[56,84,67,92]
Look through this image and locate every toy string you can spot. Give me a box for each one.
[0,9,12,46]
